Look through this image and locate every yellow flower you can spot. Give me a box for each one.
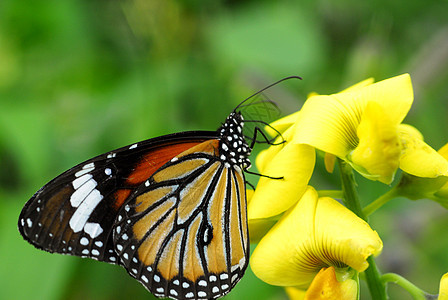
[248,120,315,220]
[304,267,357,300]
[399,126,448,178]
[250,186,382,288]
[439,272,448,300]
[292,74,413,184]
[284,267,357,300]
[397,140,448,207]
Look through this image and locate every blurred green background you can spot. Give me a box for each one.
[1,0,448,299]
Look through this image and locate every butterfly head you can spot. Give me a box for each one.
[218,112,252,170]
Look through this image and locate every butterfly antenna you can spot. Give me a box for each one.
[233,75,302,112]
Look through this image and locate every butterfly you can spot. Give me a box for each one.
[18,76,300,300]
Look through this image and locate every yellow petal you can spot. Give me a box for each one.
[304,267,357,300]
[285,287,306,300]
[248,217,277,244]
[250,187,382,288]
[399,125,448,178]
[315,197,383,271]
[435,144,448,199]
[265,111,301,136]
[294,74,413,159]
[438,142,448,159]
[349,101,401,184]
[439,273,448,300]
[248,143,315,220]
[341,78,375,92]
[255,124,297,172]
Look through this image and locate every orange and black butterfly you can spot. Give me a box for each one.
[18,77,299,299]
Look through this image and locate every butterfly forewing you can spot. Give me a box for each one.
[18,111,253,300]
[113,138,250,299]
[18,132,217,264]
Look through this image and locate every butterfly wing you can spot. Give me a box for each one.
[18,131,217,264]
[113,139,250,299]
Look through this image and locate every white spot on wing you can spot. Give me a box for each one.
[129,143,138,149]
[72,174,93,190]
[80,237,89,246]
[70,178,98,207]
[69,190,103,232]
[75,163,95,177]
[83,222,103,238]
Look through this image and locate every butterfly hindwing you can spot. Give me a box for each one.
[113,138,250,299]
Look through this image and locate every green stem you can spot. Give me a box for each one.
[337,159,387,300]
[363,188,400,217]
[317,190,343,198]
[337,159,366,220]
[382,273,429,300]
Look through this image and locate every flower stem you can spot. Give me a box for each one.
[317,190,344,198]
[337,159,387,300]
[381,273,429,300]
[363,188,400,217]
[337,159,366,220]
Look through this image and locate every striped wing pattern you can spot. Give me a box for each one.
[114,140,249,299]
[18,111,252,300]
[18,132,215,264]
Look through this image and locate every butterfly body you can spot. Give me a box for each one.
[19,112,251,300]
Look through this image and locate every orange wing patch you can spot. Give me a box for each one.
[126,141,206,186]
[133,197,176,240]
[229,172,246,267]
[205,168,228,274]
[138,208,176,266]
[182,214,204,282]
[175,139,219,159]
[235,171,248,248]
[134,186,177,213]
[153,158,210,183]
[113,189,132,210]
[177,161,220,223]
[157,230,184,280]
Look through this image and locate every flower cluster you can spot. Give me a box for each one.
[248,74,448,299]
